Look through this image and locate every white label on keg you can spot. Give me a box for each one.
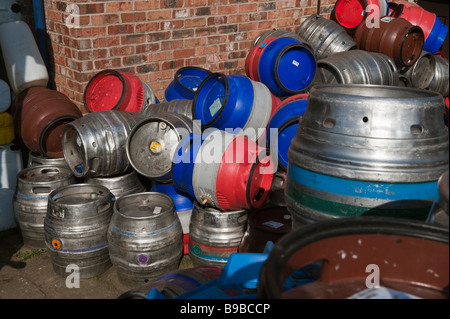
[209,98,222,117]
[153,206,162,215]
[380,16,394,23]
[292,60,299,67]
[262,220,284,229]
[347,287,422,299]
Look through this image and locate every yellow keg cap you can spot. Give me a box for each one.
[0,112,14,145]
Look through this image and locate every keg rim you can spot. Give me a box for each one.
[113,191,176,220]
[83,69,126,112]
[309,83,444,99]
[48,183,113,206]
[17,164,73,184]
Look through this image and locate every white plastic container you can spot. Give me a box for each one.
[0,20,48,95]
[0,79,11,112]
[0,143,23,190]
[0,1,24,24]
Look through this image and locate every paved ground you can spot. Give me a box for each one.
[0,227,194,299]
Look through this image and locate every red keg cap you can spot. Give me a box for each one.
[84,70,145,112]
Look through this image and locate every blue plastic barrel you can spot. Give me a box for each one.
[193,73,254,130]
[425,17,449,54]
[172,133,205,199]
[258,37,316,96]
[165,67,211,101]
[267,94,308,170]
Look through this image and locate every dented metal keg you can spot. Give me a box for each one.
[188,201,248,268]
[426,55,449,97]
[400,51,436,89]
[296,14,357,60]
[62,110,144,178]
[107,192,183,287]
[285,85,449,228]
[13,165,75,248]
[85,170,146,199]
[315,50,398,85]
[126,112,200,183]
[44,184,114,278]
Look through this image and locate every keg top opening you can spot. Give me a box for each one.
[115,192,175,219]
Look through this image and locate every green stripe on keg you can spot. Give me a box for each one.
[287,165,437,220]
[286,185,431,220]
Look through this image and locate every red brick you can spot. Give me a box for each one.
[173,48,196,59]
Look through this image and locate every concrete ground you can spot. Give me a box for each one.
[0,227,194,299]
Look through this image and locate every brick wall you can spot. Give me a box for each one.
[41,0,337,113]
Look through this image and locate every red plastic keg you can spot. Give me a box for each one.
[84,69,148,113]
[245,36,279,81]
[331,0,388,34]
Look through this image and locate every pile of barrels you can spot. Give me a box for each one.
[3,0,450,298]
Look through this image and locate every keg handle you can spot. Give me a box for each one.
[317,0,321,16]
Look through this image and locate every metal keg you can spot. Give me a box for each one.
[13,165,75,248]
[400,51,436,89]
[85,170,146,199]
[315,50,398,86]
[107,192,183,287]
[251,29,306,49]
[27,151,67,168]
[296,14,357,60]
[188,201,248,268]
[62,110,144,178]
[44,184,114,278]
[126,112,200,183]
[140,99,193,120]
[426,55,449,97]
[285,85,449,228]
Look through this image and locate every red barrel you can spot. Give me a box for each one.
[354,17,424,69]
[389,0,448,54]
[84,69,148,113]
[13,87,82,158]
[331,0,388,34]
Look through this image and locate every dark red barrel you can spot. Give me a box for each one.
[13,87,82,158]
[354,17,424,70]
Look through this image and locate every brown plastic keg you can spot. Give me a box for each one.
[13,87,82,158]
[354,17,424,70]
